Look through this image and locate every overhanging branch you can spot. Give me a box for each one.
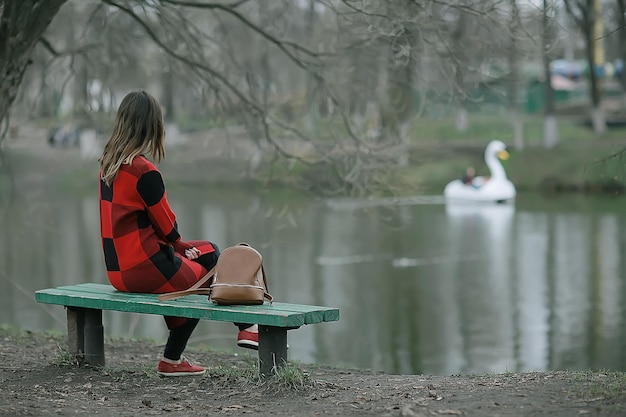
[161,0,325,66]
[102,0,327,164]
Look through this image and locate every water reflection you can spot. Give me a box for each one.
[1,188,625,375]
[443,202,515,374]
[515,212,550,371]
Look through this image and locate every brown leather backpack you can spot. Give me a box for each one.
[158,243,273,305]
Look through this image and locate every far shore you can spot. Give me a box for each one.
[3,122,626,198]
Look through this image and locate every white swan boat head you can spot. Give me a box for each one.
[443,140,516,204]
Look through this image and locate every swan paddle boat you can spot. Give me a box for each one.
[443,140,516,204]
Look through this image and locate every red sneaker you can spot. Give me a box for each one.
[237,329,259,350]
[157,357,205,377]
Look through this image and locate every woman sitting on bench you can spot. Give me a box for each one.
[98,90,257,377]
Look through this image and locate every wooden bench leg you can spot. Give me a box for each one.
[66,307,105,367]
[258,325,288,377]
[67,307,85,363]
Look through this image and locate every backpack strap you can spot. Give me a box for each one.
[261,264,273,304]
[158,266,216,302]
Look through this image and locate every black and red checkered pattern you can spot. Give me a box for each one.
[99,155,215,295]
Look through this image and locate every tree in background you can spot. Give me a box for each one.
[563,0,607,134]
[614,0,626,104]
[378,1,420,166]
[507,0,525,150]
[543,0,559,148]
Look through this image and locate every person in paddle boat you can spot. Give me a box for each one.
[461,166,478,188]
[98,90,258,377]
[461,166,490,189]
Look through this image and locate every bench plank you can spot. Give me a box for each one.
[35,283,339,328]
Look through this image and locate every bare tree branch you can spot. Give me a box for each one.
[161,0,326,66]
[38,37,101,57]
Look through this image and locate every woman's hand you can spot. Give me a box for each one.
[184,247,201,260]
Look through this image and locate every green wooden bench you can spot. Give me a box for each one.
[35,283,339,376]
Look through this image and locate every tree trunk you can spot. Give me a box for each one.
[510,111,524,149]
[381,27,418,165]
[591,107,606,133]
[543,114,559,148]
[455,107,468,132]
[617,0,626,105]
[73,55,89,125]
[161,64,175,123]
[585,33,606,134]
[542,0,559,148]
[586,0,606,134]
[0,0,68,144]
[303,0,318,131]
[508,0,524,150]
[452,11,468,133]
[379,2,420,165]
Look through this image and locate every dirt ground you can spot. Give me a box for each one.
[1,328,625,417]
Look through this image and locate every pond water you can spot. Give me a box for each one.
[1,183,624,375]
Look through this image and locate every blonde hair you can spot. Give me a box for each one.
[99,90,165,186]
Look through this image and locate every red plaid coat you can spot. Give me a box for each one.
[99,155,215,294]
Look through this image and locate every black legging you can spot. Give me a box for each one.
[163,243,251,361]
